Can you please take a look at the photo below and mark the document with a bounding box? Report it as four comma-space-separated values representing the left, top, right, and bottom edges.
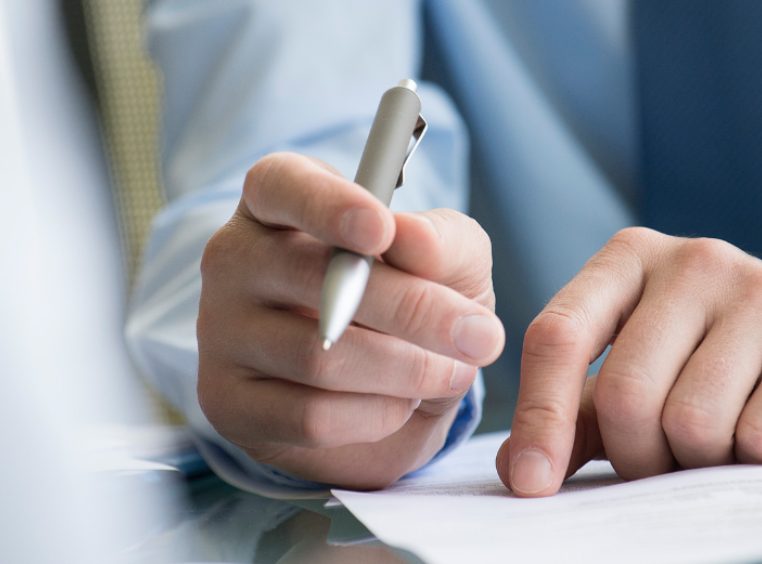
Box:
333, 432, 762, 564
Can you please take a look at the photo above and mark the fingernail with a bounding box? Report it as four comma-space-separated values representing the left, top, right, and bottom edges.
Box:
412, 399, 422, 410
340, 208, 385, 252
450, 361, 476, 392
452, 314, 501, 360
510, 448, 554, 495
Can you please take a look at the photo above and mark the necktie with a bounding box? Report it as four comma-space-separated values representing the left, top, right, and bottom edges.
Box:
75, 0, 179, 421
633, 0, 762, 258
80, 0, 165, 287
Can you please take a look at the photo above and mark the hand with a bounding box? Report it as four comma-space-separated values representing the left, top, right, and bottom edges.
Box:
197, 152, 504, 489
498, 227, 762, 496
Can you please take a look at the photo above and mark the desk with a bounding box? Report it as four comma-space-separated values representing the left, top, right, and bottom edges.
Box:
130, 474, 424, 563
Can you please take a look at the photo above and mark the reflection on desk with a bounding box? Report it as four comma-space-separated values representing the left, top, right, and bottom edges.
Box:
131, 475, 424, 563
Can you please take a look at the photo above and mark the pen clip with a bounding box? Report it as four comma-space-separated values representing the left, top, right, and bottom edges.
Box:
396, 114, 428, 188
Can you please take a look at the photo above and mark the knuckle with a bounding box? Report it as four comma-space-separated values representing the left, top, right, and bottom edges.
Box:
513, 397, 574, 433
460, 262, 495, 308
588, 246, 638, 285
200, 227, 232, 278
608, 226, 658, 254
593, 365, 656, 427
605, 226, 665, 268
376, 399, 411, 440
297, 340, 334, 385
273, 230, 328, 291
396, 283, 436, 337
435, 209, 493, 266
463, 215, 494, 275
428, 210, 494, 303
200, 218, 256, 280
244, 152, 285, 200
292, 176, 317, 230
598, 227, 657, 274
524, 309, 586, 360
460, 276, 495, 311
739, 262, 762, 308
479, 286, 497, 311
661, 398, 726, 451
299, 396, 334, 447
736, 416, 762, 462
408, 348, 434, 397
674, 237, 739, 277
466, 215, 493, 255
687, 356, 734, 394
407, 349, 454, 398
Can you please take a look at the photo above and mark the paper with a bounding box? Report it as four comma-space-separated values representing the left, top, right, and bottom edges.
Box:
333, 432, 762, 564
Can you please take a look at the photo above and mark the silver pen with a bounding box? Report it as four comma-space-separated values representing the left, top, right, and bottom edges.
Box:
319, 79, 427, 350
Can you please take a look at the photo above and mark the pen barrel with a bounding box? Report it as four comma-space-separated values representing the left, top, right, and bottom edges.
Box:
354, 85, 422, 204
319, 251, 372, 345
319, 83, 422, 346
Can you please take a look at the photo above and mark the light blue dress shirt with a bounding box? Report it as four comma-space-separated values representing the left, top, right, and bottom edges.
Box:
127, 0, 635, 496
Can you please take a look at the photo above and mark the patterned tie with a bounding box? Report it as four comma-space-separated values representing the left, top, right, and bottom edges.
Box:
633, 0, 762, 258
72, 0, 180, 422
79, 0, 166, 287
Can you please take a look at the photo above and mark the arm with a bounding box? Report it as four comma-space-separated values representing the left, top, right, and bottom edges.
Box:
127, 0, 496, 495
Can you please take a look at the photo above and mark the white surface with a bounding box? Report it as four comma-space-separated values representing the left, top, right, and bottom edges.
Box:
83, 424, 191, 473
2, 0, 152, 425
334, 432, 762, 564
0, 2, 170, 561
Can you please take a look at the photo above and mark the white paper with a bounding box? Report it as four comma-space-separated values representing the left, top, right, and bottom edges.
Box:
333, 432, 762, 564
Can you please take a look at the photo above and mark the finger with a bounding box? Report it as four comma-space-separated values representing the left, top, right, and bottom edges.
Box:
362, 261, 504, 364
565, 375, 605, 477
197, 371, 417, 450
593, 272, 710, 479
507, 227, 663, 497
383, 210, 495, 306
246, 230, 504, 365
246, 394, 466, 490
497, 376, 603, 489
241, 152, 395, 255
220, 305, 477, 399
736, 378, 762, 463
661, 311, 762, 468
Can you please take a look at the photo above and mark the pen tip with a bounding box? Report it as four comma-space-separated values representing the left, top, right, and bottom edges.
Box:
322, 339, 333, 351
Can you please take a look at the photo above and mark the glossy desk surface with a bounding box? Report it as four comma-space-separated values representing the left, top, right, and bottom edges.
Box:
131, 473, 424, 563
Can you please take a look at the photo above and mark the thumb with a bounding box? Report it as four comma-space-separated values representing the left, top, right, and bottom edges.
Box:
496, 376, 604, 492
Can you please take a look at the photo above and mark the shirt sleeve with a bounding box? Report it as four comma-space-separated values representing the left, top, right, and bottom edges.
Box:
126, 0, 480, 497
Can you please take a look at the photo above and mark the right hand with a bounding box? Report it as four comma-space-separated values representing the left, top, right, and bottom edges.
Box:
197, 152, 504, 489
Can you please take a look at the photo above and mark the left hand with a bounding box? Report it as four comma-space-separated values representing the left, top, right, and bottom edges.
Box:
497, 227, 762, 496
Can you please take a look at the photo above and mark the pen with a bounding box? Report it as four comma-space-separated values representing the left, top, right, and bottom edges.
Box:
319, 79, 427, 350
